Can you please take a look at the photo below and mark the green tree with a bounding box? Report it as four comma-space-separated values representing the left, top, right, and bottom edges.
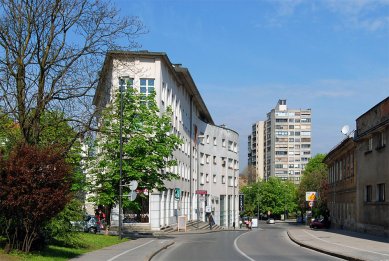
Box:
0, 113, 22, 155
297, 154, 328, 217
87, 88, 182, 222
241, 177, 297, 218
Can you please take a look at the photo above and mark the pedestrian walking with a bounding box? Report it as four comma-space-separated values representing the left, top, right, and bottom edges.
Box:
233, 221, 235, 230
209, 214, 214, 230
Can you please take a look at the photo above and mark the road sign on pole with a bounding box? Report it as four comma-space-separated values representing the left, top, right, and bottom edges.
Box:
129, 180, 138, 191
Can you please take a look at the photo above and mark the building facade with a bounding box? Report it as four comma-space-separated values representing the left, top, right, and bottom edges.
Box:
324, 137, 356, 231
248, 100, 312, 184
247, 121, 265, 182
354, 97, 388, 236
93, 51, 239, 230
324, 96, 388, 237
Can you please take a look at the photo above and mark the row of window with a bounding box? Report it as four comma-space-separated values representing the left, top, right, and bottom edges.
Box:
275, 118, 311, 123
275, 112, 311, 117
200, 135, 238, 153
366, 131, 386, 153
366, 183, 385, 202
199, 153, 239, 169
199, 173, 237, 187
167, 157, 238, 181
275, 131, 311, 136
119, 77, 155, 95
275, 125, 311, 130
328, 151, 354, 184
275, 164, 302, 169
274, 137, 311, 143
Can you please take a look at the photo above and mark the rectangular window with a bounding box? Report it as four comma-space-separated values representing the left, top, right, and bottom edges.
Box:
378, 183, 385, 202
200, 153, 205, 165
200, 173, 204, 185
377, 131, 386, 149
213, 137, 217, 146
222, 139, 226, 147
366, 185, 372, 202
228, 176, 233, 187
222, 175, 225, 184
368, 137, 373, 151
140, 78, 155, 95
228, 141, 233, 151
213, 174, 217, 183
228, 158, 233, 169
119, 77, 134, 89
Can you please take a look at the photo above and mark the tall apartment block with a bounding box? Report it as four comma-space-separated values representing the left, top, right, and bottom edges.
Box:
248, 121, 265, 182
248, 99, 312, 183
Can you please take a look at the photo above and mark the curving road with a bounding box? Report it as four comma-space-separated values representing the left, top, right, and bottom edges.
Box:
152, 222, 343, 261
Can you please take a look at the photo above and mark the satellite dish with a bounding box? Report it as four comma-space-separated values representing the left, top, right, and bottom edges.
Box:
341, 125, 350, 135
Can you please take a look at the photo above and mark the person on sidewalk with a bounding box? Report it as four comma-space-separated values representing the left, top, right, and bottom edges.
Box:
209, 214, 214, 230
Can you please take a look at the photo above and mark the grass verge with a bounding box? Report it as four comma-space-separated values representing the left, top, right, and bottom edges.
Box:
0, 233, 128, 261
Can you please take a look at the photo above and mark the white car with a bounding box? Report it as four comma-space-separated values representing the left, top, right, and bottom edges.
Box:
266, 218, 275, 224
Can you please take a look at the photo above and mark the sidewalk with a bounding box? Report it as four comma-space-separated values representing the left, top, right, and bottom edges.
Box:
70, 237, 174, 261
287, 225, 389, 261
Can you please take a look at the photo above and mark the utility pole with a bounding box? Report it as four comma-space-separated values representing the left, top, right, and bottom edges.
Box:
118, 80, 124, 240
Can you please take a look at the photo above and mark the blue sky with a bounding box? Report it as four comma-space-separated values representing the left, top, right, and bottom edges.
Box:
115, 0, 389, 170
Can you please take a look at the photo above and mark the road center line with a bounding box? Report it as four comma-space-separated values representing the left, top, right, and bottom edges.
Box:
107, 239, 155, 261
234, 232, 255, 261
304, 231, 389, 257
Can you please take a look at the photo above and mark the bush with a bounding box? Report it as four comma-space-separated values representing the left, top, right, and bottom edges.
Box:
44, 199, 85, 248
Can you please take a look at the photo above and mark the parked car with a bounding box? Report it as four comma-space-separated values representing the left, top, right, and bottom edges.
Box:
266, 218, 275, 224
71, 215, 101, 233
309, 218, 330, 229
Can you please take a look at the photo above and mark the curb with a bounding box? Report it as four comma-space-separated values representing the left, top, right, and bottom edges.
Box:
287, 230, 364, 261
146, 241, 175, 261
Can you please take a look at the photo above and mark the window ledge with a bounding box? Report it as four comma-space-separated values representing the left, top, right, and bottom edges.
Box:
364, 150, 372, 155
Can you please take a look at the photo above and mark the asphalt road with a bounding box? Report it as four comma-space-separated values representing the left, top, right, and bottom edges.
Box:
152, 223, 343, 261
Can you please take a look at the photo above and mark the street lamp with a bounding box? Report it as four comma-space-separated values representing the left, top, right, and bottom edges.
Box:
233, 166, 236, 228
196, 134, 204, 229
118, 79, 125, 239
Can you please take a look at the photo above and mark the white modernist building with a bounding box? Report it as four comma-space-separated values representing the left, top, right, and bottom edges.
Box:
93, 51, 239, 230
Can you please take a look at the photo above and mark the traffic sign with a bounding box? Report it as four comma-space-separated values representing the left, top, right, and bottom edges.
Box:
129, 180, 138, 191
174, 188, 181, 200
128, 191, 137, 201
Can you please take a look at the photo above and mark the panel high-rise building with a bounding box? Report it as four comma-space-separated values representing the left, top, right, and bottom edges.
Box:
248, 121, 265, 182
248, 99, 312, 184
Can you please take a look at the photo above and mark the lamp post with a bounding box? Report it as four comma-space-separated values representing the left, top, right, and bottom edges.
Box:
118, 79, 124, 239
233, 166, 236, 228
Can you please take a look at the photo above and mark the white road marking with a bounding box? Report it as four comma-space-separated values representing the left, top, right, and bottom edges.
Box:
234, 232, 255, 261
106, 239, 155, 261
304, 230, 389, 257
